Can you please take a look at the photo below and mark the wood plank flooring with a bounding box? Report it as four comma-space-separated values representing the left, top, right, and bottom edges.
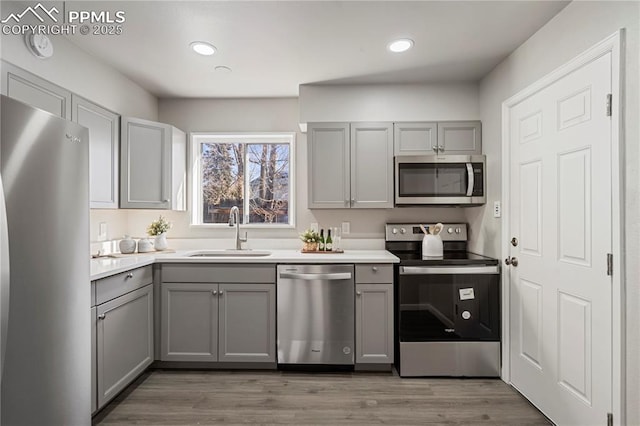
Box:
94, 369, 550, 425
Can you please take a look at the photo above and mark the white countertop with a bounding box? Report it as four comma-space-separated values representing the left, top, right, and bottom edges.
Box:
91, 249, 399, 281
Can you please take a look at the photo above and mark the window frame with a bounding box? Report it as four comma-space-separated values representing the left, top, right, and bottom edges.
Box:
189, 132, 296, 228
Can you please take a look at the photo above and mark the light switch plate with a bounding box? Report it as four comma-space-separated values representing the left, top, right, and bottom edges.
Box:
341, 222, 350, 234
310, 222, 318, 232
98, 222, 108, 241
493, 201, 501, 218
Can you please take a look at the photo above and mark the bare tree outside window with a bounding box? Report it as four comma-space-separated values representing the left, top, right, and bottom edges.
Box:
195, 136, 292, 225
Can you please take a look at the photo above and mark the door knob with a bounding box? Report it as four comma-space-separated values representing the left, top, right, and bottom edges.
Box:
511, 237, 518, 247
504, 256, 519, 267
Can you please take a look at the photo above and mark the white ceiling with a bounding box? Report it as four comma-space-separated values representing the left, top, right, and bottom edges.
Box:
65, 1, 570, 98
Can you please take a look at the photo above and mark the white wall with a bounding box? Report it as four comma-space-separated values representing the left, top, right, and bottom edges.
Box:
466, 1, 639, 423
142, 97, 467, 243
299, 83, 479, 124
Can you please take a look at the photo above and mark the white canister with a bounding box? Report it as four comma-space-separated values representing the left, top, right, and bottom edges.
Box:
119, 235, 136, 254
422, 234, 443, 259
137, 238, 154, 253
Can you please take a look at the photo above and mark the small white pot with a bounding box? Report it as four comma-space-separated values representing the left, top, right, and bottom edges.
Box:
118, 235, 136, 254
137, 238, 154, 253
154, 233, 168, 251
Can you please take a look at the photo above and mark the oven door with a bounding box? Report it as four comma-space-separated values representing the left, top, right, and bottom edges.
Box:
394, 155, 485, 205
398, 265, 500, 342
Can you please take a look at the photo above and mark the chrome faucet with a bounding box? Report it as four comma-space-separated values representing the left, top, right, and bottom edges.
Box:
228, 206, 247, 250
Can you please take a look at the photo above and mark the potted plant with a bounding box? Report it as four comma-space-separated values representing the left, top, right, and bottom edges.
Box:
299, 229, 320, 252
147, 215, 172, 251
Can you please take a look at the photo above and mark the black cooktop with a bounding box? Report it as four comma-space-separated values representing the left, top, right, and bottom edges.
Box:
389, 251, 500, 266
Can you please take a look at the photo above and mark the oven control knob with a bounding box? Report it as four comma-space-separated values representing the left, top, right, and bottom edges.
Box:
462, 311, 471, 320
455, 227, 461, 234
400, 228, 406, 234
447, 227, 453, 234
392, 228, 397, 234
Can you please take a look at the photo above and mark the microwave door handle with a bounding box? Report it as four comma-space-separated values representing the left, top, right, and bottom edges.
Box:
466, 163, 474, 197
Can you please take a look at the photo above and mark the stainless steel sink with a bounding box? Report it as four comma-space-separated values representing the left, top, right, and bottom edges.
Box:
187, 250, 272, 257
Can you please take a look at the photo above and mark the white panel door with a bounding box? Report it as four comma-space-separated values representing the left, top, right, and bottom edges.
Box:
508, 52, 612, 425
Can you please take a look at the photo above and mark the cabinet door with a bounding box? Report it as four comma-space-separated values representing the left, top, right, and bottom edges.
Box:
161, 283, 218, 362
394, 122, 438, 155
91, 306, 97, 414
437, 121, 482, 155
218, 283, 275, 362
120, 117, 172, 209
97, 285, 153, 409
355, 283, 394, 364
307, 122, 350, 208
72, 95, 120, 209
1, 61, 71, 119
351, 122, 394, 208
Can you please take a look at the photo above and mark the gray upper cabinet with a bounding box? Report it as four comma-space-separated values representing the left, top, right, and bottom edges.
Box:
120, 117, 186, 210
218, 283, 276, 363
393, 122, 438, 155
308, 122, 393, 209
350, 123, 393, 208
161, 283, 218, 362
307, 123, 350, 208
437, 121, 482, 155
1, 61, 71, 119
96, 284, 153, 409
72, 96, 120, 209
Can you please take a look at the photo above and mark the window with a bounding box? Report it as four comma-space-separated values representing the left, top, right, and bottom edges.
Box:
191, 133, 294, 226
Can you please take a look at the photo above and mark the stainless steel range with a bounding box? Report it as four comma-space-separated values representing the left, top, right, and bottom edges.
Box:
385, 223, 501, 377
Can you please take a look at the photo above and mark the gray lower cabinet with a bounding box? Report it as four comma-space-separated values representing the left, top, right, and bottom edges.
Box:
1, 60, 71, 119
160, 281, 276, 363
90, 306, 97, 414
72, 95, 120, 209
96, 284, 154, 409
308, 122, 393, 209
355, 264, 394, 364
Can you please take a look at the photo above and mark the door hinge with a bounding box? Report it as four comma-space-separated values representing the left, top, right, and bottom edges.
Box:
606, 94, 612, 117
607, 253, 613, 276
607, 412, 613, 426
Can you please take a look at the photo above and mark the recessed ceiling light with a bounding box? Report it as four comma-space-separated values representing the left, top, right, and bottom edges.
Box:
215, 66, 232, 73
190, 41, 216, 56
388, 39, 414, 53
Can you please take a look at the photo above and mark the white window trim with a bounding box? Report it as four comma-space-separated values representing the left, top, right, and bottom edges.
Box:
189, 132, 296, 229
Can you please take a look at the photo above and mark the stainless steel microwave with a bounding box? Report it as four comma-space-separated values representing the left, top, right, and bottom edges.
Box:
394, 155, 486, 206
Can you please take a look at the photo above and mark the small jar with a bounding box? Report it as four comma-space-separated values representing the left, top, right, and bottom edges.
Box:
137, 238, 154, 253
119, 235, 136, 254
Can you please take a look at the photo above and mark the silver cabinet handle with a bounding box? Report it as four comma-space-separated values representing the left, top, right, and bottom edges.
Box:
438, 145, 444, 152
126, 273, 133, 279
98, 314, 106, 320
212, 290, 217, 295
219, 290, 223, 295
356, 291, 362, 296
432, 146, 438, 152
163, 199, 170, 203
372, 266, 378, 272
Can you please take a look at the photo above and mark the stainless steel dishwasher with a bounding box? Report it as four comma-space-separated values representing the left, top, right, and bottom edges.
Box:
277, 264, 354, 365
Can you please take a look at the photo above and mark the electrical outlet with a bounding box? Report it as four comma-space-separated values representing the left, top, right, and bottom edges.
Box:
98, 222, 108, 241
341, 222, 350, 234
310, 222, 319, 232
493, 201, 501, 218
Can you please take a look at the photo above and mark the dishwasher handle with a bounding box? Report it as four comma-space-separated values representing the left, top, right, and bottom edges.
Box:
279, 272, 352, 281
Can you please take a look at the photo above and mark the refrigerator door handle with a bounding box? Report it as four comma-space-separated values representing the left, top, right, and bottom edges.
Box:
0, 173, 10, 379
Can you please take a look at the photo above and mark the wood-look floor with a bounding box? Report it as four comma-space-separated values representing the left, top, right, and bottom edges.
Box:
94, 369, 550, 425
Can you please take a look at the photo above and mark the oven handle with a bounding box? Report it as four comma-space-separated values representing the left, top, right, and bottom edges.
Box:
400, 266, 499, 275
466, 163, 474, 197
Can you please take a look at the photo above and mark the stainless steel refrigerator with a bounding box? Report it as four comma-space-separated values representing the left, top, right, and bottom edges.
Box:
0, 95, 90, 424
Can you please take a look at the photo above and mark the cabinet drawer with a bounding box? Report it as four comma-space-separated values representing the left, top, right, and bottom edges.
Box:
96, 265, 153, 305
161, 264, 275, 283
355, 264, 393, 283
